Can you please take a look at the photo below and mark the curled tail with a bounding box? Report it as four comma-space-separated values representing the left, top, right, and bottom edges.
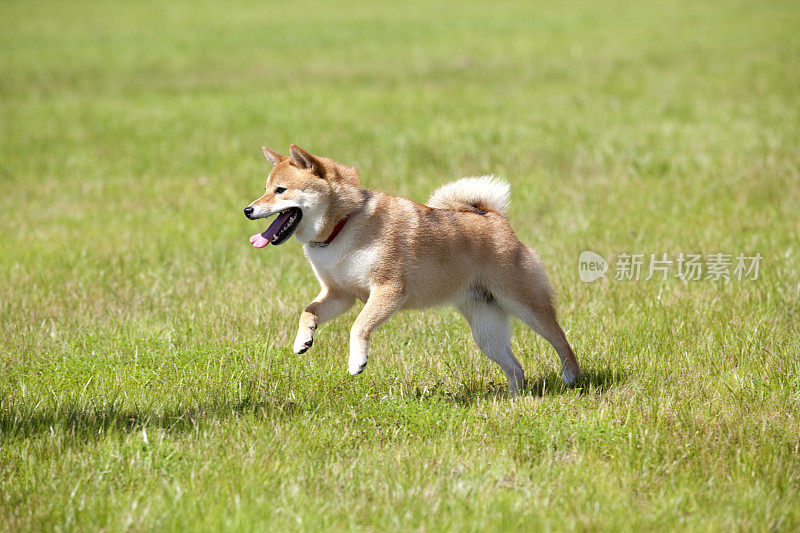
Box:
426, 175, 510, 218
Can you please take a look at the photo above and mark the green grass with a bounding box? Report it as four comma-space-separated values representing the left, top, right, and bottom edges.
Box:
2, 0, 799, 530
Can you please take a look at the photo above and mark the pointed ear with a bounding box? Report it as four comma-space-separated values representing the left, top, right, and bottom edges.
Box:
289, 144, 320, 174
262, 147, 287, 166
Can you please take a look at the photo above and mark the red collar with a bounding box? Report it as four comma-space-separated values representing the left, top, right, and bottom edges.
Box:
314, 215, 351, 247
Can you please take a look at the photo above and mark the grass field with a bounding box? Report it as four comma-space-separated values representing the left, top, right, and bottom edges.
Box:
2, 0, 800, 530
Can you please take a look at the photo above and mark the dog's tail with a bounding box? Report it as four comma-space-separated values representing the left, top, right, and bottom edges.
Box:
426, 176, 510, 218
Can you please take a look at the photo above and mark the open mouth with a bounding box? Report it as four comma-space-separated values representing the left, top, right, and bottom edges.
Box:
249, 207, 302, 248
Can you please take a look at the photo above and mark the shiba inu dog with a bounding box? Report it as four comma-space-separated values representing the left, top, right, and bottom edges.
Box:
244, 145, 579, 395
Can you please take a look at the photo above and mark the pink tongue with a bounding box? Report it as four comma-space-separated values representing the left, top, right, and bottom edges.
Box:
250, 233, 270, 248
249, 210, 293, 249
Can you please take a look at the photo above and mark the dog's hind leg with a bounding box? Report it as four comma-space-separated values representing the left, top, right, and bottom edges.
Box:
504, 296, 579, 386
515, 301, 579, 386
294, 286, 355, 354
458, 300, 525, 395
494, 253, 580, 386
348, 285, 405, 375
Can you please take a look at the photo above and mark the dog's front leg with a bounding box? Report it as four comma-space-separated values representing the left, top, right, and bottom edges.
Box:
294, 288, 354, 354
348, 285, 405, 375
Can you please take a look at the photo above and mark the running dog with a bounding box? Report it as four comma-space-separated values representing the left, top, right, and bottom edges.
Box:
244, 145, 579, 394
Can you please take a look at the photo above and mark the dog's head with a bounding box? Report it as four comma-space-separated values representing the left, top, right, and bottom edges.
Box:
244, 144, 360, 246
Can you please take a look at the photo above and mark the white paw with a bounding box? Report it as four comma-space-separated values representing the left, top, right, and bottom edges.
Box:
293, 332, 313, 354
562, 365, 579, 387
348, 355, 368, 376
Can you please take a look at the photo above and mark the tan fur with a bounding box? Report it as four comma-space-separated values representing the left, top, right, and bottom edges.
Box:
427, 175, 510, 217
246, 145, 580, 395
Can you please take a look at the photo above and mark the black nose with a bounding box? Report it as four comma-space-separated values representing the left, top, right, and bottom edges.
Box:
243, 206, 254, 219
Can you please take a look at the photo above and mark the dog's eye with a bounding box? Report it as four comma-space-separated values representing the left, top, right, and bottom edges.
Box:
274, 187, 287, 194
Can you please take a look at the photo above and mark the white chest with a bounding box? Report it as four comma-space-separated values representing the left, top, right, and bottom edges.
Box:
305, 241, 377, 296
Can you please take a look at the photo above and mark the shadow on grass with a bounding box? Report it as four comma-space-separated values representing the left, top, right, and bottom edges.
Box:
439, 365, 627, 404
526, 366, 626, 397
0, 368, 626, 439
